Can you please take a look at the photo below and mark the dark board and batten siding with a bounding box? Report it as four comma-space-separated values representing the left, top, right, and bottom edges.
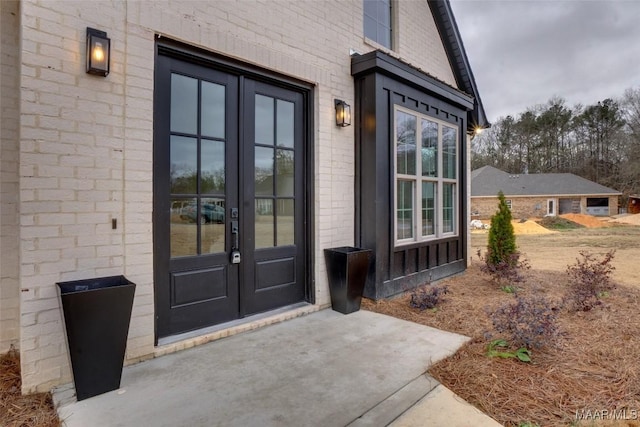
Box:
352, 50, 472, 300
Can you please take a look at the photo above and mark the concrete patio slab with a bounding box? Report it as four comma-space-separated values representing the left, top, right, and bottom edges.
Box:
56, 309, 490, 427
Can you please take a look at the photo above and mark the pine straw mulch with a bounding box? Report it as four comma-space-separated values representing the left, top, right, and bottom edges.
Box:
362, 262, 640, 427
0, 348, 61, 427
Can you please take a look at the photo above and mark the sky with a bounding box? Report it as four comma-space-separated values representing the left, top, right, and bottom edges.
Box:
449, 0, 640, 123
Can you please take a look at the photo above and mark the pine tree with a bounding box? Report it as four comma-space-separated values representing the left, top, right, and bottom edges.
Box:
487, 191, 516, 266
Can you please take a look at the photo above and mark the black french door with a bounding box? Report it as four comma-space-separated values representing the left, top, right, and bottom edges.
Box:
154, 53, 307, 340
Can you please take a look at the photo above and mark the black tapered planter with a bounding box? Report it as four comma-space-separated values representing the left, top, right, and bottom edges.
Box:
57, 275, 135, 401
324, 247, 372, 314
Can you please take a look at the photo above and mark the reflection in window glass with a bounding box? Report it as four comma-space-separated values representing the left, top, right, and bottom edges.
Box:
201, 140, 225, 194
170, 74, 198, 134
276, 149, 294, 197
255, 147, 274, 196
201, 198, 225, 254
276, 100, 294, 148
170, 197, 198, 257
277, 199, 294, 246
201, 82, 225, 139
443, 126, 457, 179
363, 0, 392, 49
396, 111, 416, 175
443, 183, 455, 233
170, 136, 197, 194
255, 94, 274, 145
421, 119, 438, 177
422, 182, 435, 236
397, 180, 413, 240
255, 199, 274, 248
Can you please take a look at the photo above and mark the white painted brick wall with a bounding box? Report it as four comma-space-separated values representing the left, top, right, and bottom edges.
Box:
15, 0, 460, 392
0, 0, 21, 354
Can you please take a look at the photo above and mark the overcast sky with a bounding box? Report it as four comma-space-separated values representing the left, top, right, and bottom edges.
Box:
449, 0, 640, 123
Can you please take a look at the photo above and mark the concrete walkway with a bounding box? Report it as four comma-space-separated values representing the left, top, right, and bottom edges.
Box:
56, 309, 501, 427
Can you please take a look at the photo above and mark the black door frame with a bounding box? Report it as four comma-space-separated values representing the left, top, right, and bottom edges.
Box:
153, 38, 315, 344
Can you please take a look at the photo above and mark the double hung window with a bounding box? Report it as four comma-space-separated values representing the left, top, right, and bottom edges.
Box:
395, 107, 458, 245
364, 0, 392, 49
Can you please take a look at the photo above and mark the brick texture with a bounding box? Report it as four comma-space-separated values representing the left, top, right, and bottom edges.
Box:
12, 0, 459, 393
1, 0, 21, 354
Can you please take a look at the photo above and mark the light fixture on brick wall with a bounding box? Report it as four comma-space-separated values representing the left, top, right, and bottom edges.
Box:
86, 27, 110, 77
335, 99, 351, 127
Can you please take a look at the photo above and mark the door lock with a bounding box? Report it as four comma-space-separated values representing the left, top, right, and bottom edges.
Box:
230, 219, 241, 264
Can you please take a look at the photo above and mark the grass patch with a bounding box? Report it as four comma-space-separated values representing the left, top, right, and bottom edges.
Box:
537, 216, 584, 230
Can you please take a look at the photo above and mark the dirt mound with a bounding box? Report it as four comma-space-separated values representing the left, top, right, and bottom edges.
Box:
611, 213, 640, 226
559, 213, 606, 228
512, 220, 556, 235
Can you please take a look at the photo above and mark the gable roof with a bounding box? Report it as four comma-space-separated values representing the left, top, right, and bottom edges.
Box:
471, 166, 622, 197
428, 0, 490, 131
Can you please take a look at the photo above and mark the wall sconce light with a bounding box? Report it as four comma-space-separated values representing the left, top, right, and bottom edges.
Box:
86, 27, 110, 77
335, 99, 351, 127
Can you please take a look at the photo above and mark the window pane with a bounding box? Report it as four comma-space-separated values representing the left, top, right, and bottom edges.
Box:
276, 100, 294, 148
255, 94, 274, 145
255, 199, 274, 248
364, 15, 377, 40
421, 119, 438, 177
201, 139, 225, 194
276, 149, 294, 197
396, 111, 416, 175
201, 198, 225, 254
201, 81, 225, 139
171, 197, 197, 257
276, 199, 294, 246
378, 0, 391, 25
170, 136, 197, 194
255, 147, 274, 196
170, 74, 197, 134
377, 23, 391, 48
396, 180, 414, 240
422, 182, 436, 236
443, 126, 457, 179
443, 183, 455, 233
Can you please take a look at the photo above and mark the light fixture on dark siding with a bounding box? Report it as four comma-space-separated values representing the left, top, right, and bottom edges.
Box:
86, 27, 110, 77
335, 99, 351, 127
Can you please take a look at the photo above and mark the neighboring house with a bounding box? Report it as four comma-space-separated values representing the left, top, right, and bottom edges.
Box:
0, 0, 488, 394
471, 166, 621, 218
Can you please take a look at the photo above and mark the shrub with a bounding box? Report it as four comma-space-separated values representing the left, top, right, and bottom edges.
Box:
486, 191, 517, 266
409, 285, 449, 311
491, 294, 560, 350
479, 251, 531, 286
566, 250, 616, 311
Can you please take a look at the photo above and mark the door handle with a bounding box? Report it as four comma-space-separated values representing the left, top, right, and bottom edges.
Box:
231, 220, 241, 264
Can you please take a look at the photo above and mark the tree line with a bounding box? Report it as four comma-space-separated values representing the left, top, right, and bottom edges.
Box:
472, 88, 640, 200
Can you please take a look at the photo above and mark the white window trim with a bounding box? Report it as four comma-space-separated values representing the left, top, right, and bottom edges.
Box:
393, 105, 459, 247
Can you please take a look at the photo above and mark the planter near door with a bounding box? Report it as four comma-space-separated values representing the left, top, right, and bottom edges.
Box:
324, 247, 372, 314
57, 276, 136, 401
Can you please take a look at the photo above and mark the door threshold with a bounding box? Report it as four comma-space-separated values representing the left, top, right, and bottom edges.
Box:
155, 302, 319, 353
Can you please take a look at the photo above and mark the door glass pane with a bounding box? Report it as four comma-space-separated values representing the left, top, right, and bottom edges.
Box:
255, 147, 274, 196
396, 111, 416, 175
443, 183, 455, 233
201, 198, 226, 254
170, 74, 197, 134
422, 181, 435, 236
442, 126, 457, 179
396, 180, 414, 240
276, 100, 294, 148
170, 197, 198, 257
255, 94, 274, 145
201, 139, 225, 194
277, 199, 294, 246
170, 136, 197, 194
421, 119, 438, 177
276, 149, 294, 197
201, 81, 225, 139
255, 199, 274, 248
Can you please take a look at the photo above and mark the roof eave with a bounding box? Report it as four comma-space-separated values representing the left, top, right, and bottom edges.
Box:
428, 0, 491, 133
